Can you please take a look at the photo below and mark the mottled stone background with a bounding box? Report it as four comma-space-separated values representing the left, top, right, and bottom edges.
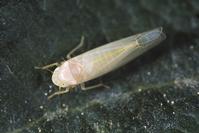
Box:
0, 0, 199, 133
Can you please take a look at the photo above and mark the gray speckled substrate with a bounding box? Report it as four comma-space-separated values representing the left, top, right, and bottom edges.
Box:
0, 0, 199, 133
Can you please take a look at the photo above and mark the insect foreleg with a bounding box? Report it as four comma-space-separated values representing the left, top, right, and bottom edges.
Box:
80, 83, 110, 91
66, 36, 85, 59
34, 62, 59, 71
48, 88, 69, 100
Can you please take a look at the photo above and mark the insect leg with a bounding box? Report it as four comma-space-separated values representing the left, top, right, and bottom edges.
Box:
48, 88, 69, 100
80, 83, 110, 91
34, 62, 59, 73
66, 36, 85, 59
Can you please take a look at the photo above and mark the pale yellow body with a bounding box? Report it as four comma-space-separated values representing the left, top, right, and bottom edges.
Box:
69, 36, 142, 83
52, 27, 166, 87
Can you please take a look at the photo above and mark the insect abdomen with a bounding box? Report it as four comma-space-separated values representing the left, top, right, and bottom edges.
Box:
77, 43, 137, 82
70, 27, 166, 84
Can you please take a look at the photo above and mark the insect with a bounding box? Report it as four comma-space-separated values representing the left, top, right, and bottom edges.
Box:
35, 27, 166, 99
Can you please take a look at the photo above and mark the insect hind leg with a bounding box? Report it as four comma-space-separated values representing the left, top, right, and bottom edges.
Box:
80, 83, 110, 91
66, 36, 85, 59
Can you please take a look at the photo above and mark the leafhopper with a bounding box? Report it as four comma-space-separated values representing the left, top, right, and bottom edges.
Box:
35, 27, 166, 99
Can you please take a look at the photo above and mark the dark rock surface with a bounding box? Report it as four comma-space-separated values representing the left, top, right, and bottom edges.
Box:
0, 0, 199, 132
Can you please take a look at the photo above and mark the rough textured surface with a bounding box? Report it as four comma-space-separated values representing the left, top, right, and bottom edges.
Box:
0, 0, 199, 133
